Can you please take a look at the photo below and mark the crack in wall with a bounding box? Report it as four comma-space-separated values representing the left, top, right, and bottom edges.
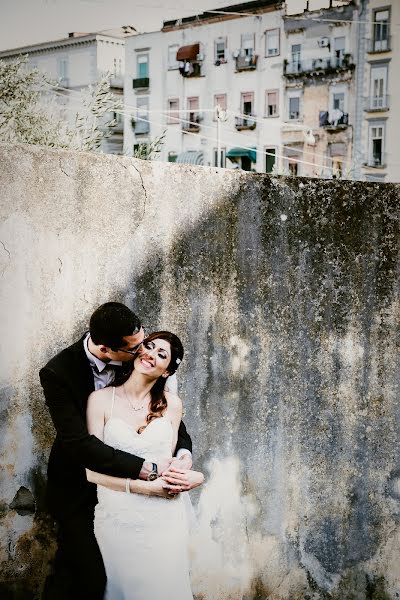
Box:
0, 241, 11, 260
57, 258, 62, 274
59, 158, 71, 178
130, 163, 148, 221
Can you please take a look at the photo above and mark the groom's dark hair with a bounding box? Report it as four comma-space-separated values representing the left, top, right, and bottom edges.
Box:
90, 302, 141, 348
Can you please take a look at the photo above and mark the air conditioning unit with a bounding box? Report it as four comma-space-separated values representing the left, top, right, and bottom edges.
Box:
233, 49, 240, 58
318, 37, 330, 48
196, 53, 204, 61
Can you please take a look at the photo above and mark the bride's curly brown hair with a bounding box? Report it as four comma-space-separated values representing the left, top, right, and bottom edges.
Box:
116, 331, 184, 433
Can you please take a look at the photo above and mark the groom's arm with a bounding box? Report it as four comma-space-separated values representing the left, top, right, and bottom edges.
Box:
165, 374, 193, 466
40, 365, 146, 479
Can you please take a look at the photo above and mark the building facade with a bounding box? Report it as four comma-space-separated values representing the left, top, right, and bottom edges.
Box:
282, 2, 357, 178
359, 0, 399, 182
0, 29, 134, 154
124, 0, 285, 172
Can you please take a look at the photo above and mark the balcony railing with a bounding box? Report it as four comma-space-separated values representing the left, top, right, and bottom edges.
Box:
132, 118, 150, 135
132, 77, 150, 89
365, 153, 386, 168
368, 36, 391, 53
179, 62, 202, 78
319, 111, 349, 130
181, 113, 202, 133
235, 115, 256, 130
110, 75, 124, 89
364, 95, 390, 111
235, 54, 258, 71
284, 55, 354, 76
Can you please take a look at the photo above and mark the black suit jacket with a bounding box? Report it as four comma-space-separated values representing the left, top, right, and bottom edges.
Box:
39, 334, 192, 520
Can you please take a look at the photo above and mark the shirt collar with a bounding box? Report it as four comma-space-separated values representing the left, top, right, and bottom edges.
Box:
83, 332, 123, 372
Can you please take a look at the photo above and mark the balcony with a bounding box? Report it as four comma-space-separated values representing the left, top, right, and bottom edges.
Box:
364, 95, 390, 112
178, 62, 202, 78
319, 110, 349, 131
110, 75, 124, 89
364, 153, 386, 169
131, 118, 150, 135
235, 115, 256, 131
235, 54, 258, 72
284, 55, 354, 78
368, 36, 391, 53
132, 77, 150, 90
181, 113, 202, 133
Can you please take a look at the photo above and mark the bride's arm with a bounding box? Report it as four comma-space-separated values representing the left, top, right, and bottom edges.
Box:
86, 390, 179, 497
85, 469, 179, 497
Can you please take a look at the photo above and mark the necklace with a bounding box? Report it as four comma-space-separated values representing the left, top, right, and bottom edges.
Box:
123, 383, 148, 412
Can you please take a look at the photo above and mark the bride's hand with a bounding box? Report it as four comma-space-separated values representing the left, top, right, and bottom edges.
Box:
161, 468, 204, 491
146, 477, 182, 499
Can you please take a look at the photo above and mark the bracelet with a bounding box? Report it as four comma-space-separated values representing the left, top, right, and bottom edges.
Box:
125, 478, 131, 494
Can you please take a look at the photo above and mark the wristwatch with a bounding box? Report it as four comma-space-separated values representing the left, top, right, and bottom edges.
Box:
147, 463, 158, 481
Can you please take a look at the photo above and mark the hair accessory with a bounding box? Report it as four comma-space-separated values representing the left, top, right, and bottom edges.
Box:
176, 358, 181, 365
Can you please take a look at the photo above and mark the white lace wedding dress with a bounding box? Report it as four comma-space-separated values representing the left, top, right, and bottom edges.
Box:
94, 388, 193, 600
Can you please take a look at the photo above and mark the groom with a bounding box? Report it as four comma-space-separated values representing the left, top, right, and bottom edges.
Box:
40, 302, 193, 600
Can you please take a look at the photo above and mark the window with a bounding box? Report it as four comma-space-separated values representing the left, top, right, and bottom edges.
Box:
288, 160, 299, 175
288, 95, 300, 120
291, 44, 301, 69
333, 92, 345, 111
241, 92, 254, 115
214, 148, 226, 168
168, 45, 179, 69
167, 99, 179, 124
214, 94, 227, 120
265, 148, 276, 173
58, 57, 68, 81
214, 94, 227, 111
215, 38, 227, 62
187, 96, 199, 123
265, 29, 280, 56
137, 54, 149, 78
370, 65, 388, 108
333, 37, 345, 65
241, 33, 255, 57
369, 123, 385, 166
168, 152, 178, 162
373, 9, 390, 51
135, 96, 150, 134
266, 90, 278, 117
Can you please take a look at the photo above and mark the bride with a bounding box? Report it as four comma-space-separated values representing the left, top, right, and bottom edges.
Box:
86, 331, 204, 600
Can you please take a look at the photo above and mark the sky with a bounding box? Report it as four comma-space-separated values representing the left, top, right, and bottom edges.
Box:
0, 0, 313, 52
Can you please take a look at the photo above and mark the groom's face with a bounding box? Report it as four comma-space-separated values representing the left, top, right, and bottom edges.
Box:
103, 328, 146, 362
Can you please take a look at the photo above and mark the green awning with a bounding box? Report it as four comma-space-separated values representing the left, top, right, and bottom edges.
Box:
226, 147, 257, 163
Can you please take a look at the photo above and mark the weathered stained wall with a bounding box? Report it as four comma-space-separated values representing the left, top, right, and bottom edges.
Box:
0, 143, 399, 599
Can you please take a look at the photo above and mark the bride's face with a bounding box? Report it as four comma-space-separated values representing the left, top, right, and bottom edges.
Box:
133, 338, 172, 379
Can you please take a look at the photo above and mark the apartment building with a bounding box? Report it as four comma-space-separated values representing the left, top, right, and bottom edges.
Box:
0, 28, 135, 154
359, 0, 399, 182
124, 0, 285, 172
282, 2, 357, 178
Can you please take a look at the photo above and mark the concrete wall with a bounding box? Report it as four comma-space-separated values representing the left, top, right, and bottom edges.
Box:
0, 143, 399, 599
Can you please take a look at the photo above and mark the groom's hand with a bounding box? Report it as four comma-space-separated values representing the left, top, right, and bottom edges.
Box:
169, 453, 193, 471
162, 467, 204, 491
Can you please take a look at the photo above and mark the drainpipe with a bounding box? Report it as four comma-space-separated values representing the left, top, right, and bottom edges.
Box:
353, 0, 368, 180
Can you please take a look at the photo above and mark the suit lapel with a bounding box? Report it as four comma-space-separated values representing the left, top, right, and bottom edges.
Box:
70, 334, 95, 405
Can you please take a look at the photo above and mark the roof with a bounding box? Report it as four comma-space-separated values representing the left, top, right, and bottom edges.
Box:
0, 32, 125, 59
163, 0, 283, 31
